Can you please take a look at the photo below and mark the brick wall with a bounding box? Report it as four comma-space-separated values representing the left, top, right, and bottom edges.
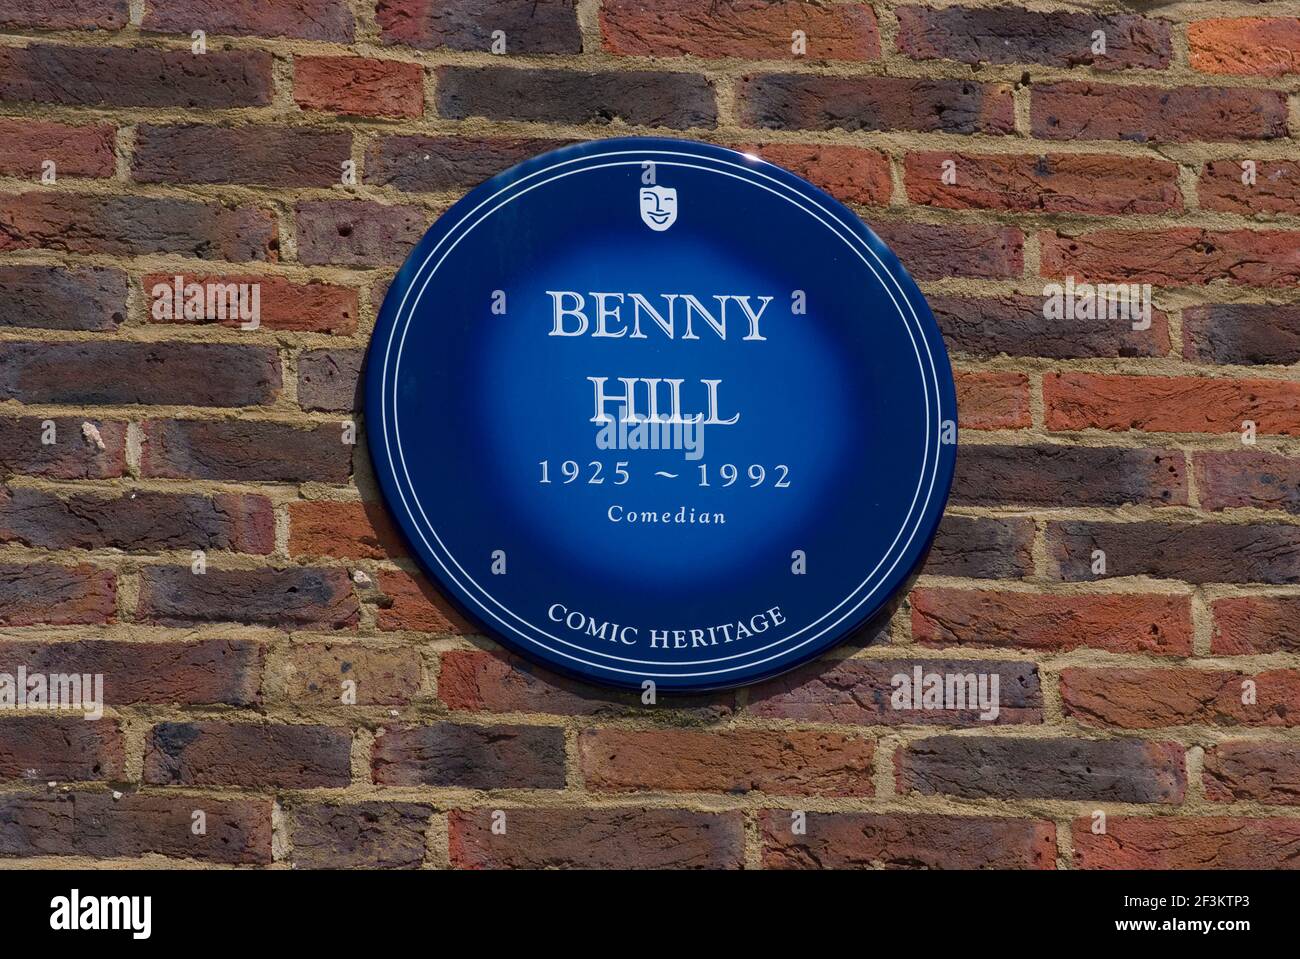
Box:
0, 0, 1297, 869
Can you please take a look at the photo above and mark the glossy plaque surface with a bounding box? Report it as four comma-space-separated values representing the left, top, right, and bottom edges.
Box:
367, 137, 957, 691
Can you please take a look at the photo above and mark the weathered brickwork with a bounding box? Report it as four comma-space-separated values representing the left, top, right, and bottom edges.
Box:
0, 0, 1297, 870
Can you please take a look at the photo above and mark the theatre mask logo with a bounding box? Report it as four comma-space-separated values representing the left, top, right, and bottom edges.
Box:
367, 138, 957, 692
639, 184, 677, 231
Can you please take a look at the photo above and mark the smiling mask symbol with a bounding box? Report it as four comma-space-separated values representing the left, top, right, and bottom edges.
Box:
639, 185, 677, 231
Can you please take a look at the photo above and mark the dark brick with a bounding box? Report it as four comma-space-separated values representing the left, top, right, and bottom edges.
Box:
0, 342, 280, 407
133, 125, 352, 187
0, 718, 124, 782
871, 223, 1023, 280
738, 74, 1014, 135
0, 418, 126, 479
930, 293, 1169, 359
953, 445, 1186, 507
290, 802, 430, 868
0, 564, 115, 626
1183, 304, 1300, 365
0, 45, 273, 108
746, 657, 1042, 725
0, 266, 126, 332
372, 722, 566, 789
450, 807, 744, 869
298, 349, 363, 413
378, 0, 580, 53
897, 7, 1171, 70
1196, 450, 1299, 514
923, 515, 1035, 579
1046, 520, 1300, 584
0, 638, 261, 706
0, 0, 127, 30
145, 721, 352, 788
1031, 81, 1289, 143
136, 566, 359, 629
365, 135, 567, 192
295, 200, 428, 267
0, 193, 277, 261
0, 488, 274, 553
898, 736, 1185, 802
438, 66, 717, 129
761, 811, 1056, 869
1204, 742, 1300, 803
143, 0, 354, 41
0, 791, 272, 863
140, 420, 354, 484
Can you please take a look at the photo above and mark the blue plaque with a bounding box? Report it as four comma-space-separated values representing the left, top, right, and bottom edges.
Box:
367, 137, 957, 691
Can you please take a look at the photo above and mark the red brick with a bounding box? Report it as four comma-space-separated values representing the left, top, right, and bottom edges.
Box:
761, 811, 1056, 869
1040, 228, 1300, 287
746, 657, 1042, 724
579, 728, 874, 796
438, 66, 716, 129
133, 125, 351, 188
290, 802, 430, 868
898, 736, 1185, 803
1031, 82, 1288, 143
602, 0, 879, 60
0, 719, 124, 782
145, 721, 351, 788
373, 722, 565, 788
0, 119, 114, 179
0, 791, 272, 864
1074, 817, 1300, 869
0, 266, 126, 332
952, 445, 1187, 507
375, 569, 472, 634
0, 0, 126, 30
284, 643, 422, 706
379, 0, 580, 53
0, 193, 277, 261
295, 200, 428, 267
912, 588, 1193, 655
294, 57, 422, 119
288, 501, 405, 560
874, 224, 1023, 280
137, 566, 359, 630
1200, 159, 1300, 215
1212, 596, 1300, 654
0, 564, 115, 626
739, 74, 1014, 135
143, 0, 354, 41
905, 152, 1180, 214
140, 420, 354, 484
438, 649, 734, 718
0, 489, 273, 554
1196, 450, 1299, 514
897, 7, 1171, 70
955, 371, 1031, 430
1189, 18, 1300, 76
0, 45, 273, 108
144, 274, 356, 335
0, 417, 126, 479
1062, 667, 1300, 728
931, 293, 1170, 359
1184, 304, 1300, 365
0, 638, 261, 706
0, 341, 280, 407
1045, 372, 1300, 434
1204, 742, 1300, 804
450, 807, 744, 869
742, 143, 891, 206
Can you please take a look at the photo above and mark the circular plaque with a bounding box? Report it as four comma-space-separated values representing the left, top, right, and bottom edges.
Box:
367, 137, 957, 691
